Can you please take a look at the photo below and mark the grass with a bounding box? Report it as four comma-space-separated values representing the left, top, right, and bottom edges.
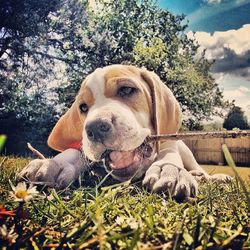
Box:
202, 165, 250, 181
0, 156, 249, 249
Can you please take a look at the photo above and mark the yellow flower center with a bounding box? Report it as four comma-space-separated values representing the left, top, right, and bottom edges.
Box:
15, 190, 28, 199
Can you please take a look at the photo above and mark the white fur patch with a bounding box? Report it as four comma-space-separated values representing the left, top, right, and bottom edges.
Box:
86, 67, 107, 106
82, 66, 151, 161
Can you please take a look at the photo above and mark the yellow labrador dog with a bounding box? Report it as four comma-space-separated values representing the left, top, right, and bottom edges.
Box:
19, 65, 228, 199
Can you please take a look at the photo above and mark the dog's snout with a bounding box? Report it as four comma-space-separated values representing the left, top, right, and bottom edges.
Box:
85, 120, 112, 142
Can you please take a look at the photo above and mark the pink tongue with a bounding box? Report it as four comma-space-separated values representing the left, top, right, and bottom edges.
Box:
109, 151, 140, 169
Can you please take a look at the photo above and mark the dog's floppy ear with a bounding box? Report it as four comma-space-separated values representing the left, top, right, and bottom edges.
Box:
141, 69, 182, 136
47, 101, 83, 152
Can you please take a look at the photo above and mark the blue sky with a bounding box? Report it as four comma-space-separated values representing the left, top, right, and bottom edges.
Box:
158, 0, 250, 120
159, 0, 250, 32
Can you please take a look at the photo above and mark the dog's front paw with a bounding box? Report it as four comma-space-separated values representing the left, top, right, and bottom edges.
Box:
190, 170, 232, 182
142, 164, 198, 200
210, 173, 232, 182
17, 159, 78, 189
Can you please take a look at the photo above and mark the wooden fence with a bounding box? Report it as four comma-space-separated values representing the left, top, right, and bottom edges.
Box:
184, 137, 250, 166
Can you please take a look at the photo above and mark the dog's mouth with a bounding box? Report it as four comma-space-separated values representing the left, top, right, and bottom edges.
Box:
101, 142, 153, 179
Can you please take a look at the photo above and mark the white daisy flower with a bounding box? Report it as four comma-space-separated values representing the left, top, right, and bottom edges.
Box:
9, 181, 39, 202
0, 224, 18, 244
115, 215, 141, 229
115, 215, 126, 225
127, 218, 139, 230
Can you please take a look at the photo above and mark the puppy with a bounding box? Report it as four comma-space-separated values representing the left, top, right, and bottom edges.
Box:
19, 65, 229, 199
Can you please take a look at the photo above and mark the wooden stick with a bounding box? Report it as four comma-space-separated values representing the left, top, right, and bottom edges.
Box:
148, 130, 250, 142
27, 143, 46, 159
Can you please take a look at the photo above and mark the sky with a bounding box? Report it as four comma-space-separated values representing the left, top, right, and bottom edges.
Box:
159, 0, 250, 120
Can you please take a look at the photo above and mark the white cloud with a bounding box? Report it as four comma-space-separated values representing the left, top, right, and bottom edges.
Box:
188, 24, 250, 58
204, 0, 221, 4
242, 101, 250, 120
224, 90, 242, 98
213, 73, 226, 83
222, 84, 250, 118
238, 86, 250, 93
223, 87, 250, 120
187, 24, 250, 80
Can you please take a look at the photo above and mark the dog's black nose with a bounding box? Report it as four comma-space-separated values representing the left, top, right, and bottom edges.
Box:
85, 120, 112, 142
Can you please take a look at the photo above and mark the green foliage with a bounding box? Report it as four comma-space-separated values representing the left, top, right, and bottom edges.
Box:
0, 135, 6, 152
203, 122, 223, 131
52, 0, 229, 120
0, 0, 60, 70
223, 106, 249, 130
133, 37, 168, 68
0, 0, 61, 155
0, 66, 58, 155
0, 157, 249, 249
0, 0, 231, 155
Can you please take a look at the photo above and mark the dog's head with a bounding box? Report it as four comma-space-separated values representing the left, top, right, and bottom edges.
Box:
47, 65, 182, 181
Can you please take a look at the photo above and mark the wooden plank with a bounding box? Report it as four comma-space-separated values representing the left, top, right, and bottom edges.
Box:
184, 137, 250, 166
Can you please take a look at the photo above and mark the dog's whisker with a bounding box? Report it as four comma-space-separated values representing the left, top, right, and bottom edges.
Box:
102, 159, 113, 175
80, 150, 95, 170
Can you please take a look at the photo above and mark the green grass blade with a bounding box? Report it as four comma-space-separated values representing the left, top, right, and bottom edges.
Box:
222, 144, 250, 212
0, 135, 7, 152
51, 189, 78, 218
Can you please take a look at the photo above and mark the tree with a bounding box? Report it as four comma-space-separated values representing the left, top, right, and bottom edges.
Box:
0, 0, 61, 69
223, 106, 249, 130
1, 0, 231, 155
0, 0, 61, 155
51, 0, 229, 124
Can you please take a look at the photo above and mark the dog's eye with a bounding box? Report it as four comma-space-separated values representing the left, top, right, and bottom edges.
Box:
79, 103, 88, 113
117, 86, 137, 98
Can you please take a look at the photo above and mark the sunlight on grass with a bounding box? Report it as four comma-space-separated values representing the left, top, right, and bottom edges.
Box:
0, 156, 249, 249
0, 135, 6, 152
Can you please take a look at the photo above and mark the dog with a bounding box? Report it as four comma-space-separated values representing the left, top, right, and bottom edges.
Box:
18, 65, 229, 199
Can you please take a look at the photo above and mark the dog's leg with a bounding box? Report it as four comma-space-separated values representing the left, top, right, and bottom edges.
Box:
177, 141, 209, 181
143, 141, 198, 200
18, 149, 87, 188
178, 141, 232, 182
